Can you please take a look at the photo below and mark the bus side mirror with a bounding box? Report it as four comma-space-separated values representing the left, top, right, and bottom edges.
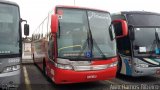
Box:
24, 24, 29, 36
112, 19, 128, 38
51, 14, 58, 33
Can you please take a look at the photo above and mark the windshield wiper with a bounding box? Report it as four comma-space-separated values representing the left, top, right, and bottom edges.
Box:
77, 11, 107, 59
76, 11, 93, 59
77, 30, 93, 59
92, 38, 107, 59
77, 35, 107, 59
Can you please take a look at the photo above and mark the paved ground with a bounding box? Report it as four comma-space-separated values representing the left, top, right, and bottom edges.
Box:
15, 63, 160, 90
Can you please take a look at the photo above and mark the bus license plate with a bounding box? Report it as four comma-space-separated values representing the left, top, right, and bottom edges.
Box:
87, 75, 97, 79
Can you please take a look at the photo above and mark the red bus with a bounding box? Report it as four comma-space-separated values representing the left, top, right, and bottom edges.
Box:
31, 5, 128, 84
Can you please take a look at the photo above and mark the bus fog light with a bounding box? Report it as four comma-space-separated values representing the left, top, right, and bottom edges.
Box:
3, 65, 20, 73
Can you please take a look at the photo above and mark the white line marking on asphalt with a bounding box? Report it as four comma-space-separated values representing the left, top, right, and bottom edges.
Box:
23, 66, 32, 90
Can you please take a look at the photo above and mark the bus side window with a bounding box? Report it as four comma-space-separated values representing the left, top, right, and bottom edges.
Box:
48, 35, 54, 60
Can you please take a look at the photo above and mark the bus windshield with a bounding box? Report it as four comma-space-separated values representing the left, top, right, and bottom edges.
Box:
57, 8, 116, 59
0, 4, 20, 55
133, 28, 160, 56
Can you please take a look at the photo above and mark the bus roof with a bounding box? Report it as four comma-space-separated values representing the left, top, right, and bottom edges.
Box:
0, 0, 19, 6
55, 5, 109, 13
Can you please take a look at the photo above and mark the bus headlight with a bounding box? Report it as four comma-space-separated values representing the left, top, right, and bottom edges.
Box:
108, 61, 118, 68
56, 64, 73, 70
136, 64, 148, 68
3, 65, 20, 73
56, 58, 73, 70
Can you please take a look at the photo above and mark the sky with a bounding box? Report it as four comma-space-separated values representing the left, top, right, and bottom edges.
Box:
8, 0, 160, 37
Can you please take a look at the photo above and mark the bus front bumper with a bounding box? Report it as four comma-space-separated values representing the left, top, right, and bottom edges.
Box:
53, 67, 117, 84
133, 67, 160, 76
0, 69, 21, 88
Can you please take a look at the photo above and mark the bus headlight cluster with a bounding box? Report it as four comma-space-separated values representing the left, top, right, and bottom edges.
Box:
56, 58, 73, 70
3, 65, 20, 73
136, 64, 148, 68
108, 61, 118, 68
56, 64, 73, 70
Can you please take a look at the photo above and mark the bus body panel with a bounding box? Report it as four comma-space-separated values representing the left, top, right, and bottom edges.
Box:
119, 44, 160, 77
32, 39, 46, 70
54, 67, 117, 84
133, 66, 160, 76
44, 58, 117, 84
0, 57, 21, 87
119, 55, 132, 76
132, 57, 160, 76
0, 69, 20, 86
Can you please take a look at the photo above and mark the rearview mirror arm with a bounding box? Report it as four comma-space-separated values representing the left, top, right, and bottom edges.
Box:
20, 18, 28, 24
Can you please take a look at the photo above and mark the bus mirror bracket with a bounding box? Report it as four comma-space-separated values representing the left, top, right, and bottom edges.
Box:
109, 24, 115, 41
129, 26, 135, 41
51, 14, 58, 33
112, 19, 128, 39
